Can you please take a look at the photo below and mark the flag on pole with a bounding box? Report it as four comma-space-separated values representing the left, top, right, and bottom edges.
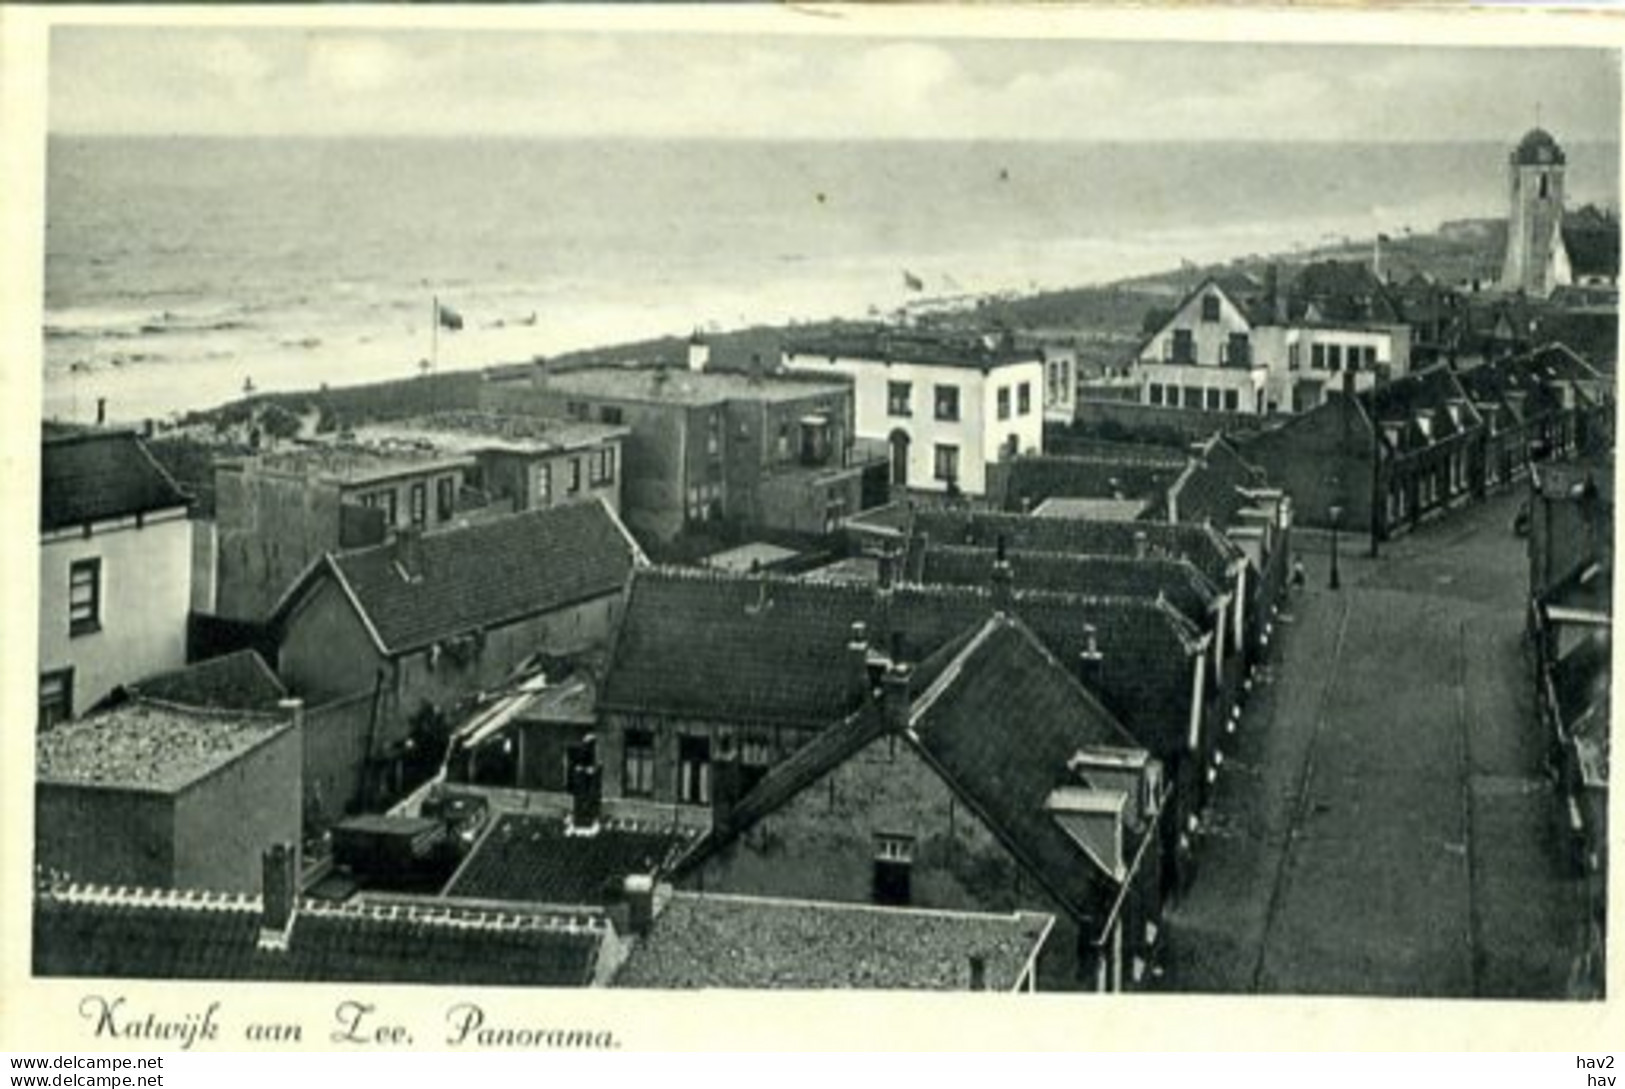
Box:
437, 303, 464, 331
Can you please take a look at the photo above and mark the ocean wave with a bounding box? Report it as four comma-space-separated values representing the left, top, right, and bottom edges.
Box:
45, 306, 255, 341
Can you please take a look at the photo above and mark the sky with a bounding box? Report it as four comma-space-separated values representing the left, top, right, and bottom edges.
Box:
49, 27, 1621, 144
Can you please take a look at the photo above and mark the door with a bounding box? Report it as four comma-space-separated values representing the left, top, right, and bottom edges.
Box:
888, 429, 911, 488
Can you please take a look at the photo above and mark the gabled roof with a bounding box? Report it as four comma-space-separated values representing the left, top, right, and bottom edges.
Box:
443, 813, 696, 906
600, 567, 1204, 749
127, 650, 287, 712
615, 892, 1053, 990
919, 545, 1222, 628
41, 429, 191, 532
679, 614, 1153, 936
277, 500, 640, 657
1286, 260, 1405, 325
907, 509, 1243, 588
1361, 365, 1482, 453
33, 881, 604, 986
1168, 435, 1267, 529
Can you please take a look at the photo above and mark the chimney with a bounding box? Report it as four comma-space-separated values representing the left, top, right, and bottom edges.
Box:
567, 739, 602, 833
991, 535, 1014, 609
712, 747, 743, 832
969, 953, 988, 992
623, 874, 655, 937
687, 331, 710, 374
1078, 624, 1104, 691
848, 621, 874, 700
881, 631, 913, 731
1133, 531, 1149, 560
392, 524, 424, 581
258, 842, 300, 950
877, 547, 896, 591
1265, 264, 1285, 325
95, 397, 107, 426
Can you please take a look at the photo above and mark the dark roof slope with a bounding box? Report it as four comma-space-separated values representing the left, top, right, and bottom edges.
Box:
444, 813, 695, 905
920, 545, 1221, 628
128, 650, 287, 711
908, 509, 1241, 587
323, 500, 638, 655
1169, 436, 1266, 529
1287, 260, 1404, 325
41, 430, 191, 532
33, 883, 603, 986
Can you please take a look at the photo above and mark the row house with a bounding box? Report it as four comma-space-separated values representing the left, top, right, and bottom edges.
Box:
40, 426, 193, 724
596, 564, 1208, 901
1134, 263, 1413, 418
781, 326, 1046, 497
1525, 460, 1611, 919
670, 613, 1165, 992
269, 501, 643, 816
483, 348, 879, 543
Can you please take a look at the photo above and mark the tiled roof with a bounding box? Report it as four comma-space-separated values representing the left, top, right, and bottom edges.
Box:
1169, 436, 1266, 529
784, 325, 1040, 370
41, 430, 191, 532
128, 650, 287, 712
33, 883, 603, 986
605, 568, 1202, 759
37, 701, 291, 793
1286, 261, 1405, 325
315, 501, 638, 656
444, 813, 696, 905
919, 545, 1221, 628
906, 509, 1242, 588
911, 616, 1147, 919
1362, 365, 1482, 452
615, 892, 1053, 990
996, 456, 1184, 516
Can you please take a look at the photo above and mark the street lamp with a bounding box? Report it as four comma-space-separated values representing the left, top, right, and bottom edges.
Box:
1328, 504, 1344, 590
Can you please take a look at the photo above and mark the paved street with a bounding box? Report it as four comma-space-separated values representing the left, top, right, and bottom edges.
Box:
1163, 489, 1594, 997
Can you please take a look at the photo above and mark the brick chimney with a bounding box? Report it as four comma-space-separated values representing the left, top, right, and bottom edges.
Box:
991, 535, 1014, 609
1133, 531, 1149, 561
1078, 624, 1104, 691
258, 842, 300, 951
881, 631, 914, 731
566, 739, 602, 834
848, 620, 874, 701
623, 874, 655, 937
712, 747, 743, 833
687, 331, 710, 374
876, 546, 897, 591
969, 953, 988, 991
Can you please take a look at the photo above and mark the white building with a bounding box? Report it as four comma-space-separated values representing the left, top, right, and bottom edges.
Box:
782, 329, 1044, 497
1136, 271, 1412, 417
39, 427, 193, 725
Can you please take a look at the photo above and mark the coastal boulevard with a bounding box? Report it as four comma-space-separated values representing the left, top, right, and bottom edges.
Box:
1162, 489, 1596, 997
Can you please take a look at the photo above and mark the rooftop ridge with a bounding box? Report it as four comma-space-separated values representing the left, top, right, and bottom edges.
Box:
669, 889, 1049, 926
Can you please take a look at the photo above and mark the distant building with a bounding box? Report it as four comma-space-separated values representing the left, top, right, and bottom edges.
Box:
352, 412, 629, 517
483, 355, 879, 542
39, 427, 193, 724
781, 326, 1046, 497
35, 696, 302, 893
214, 443, 477, 622
1134, 265, 1413, 417
1501, 127, 1621, 296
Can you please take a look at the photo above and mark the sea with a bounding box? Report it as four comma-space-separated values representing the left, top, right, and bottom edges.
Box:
43, 136, 1620, 424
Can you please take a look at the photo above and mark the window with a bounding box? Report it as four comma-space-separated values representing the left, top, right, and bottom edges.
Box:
1289, 344, 1302, 371
1327, 345, 1343, 372
1205, 388, 1222, 411
1183, 386, 1202, 410
739, 732, 773, 795
1017, 382, 1032, 415
933, 444, 960, 484
565, 401, 590, 421
623, 729, 655, 798
934, 385, 961, 422
1148, 383, 1164, 406
1201, 294, 1221, 322
589, 447, 616, 485
1311, 344, 1326, 370
536, 464, 552, 506
68, 558, 101, 637
382, 490, 398, 527
1224, 389, 1240, 412
872, 833, 915, 906
436, 476, 455, 521
1364, 346, 1379, 371
568, 458, 582, 495
678, 734, 711, 805
1226, 334, 1250, 367
997, 386, 1011, 421
39, 669, 72, 730
1171, 329, 1195, 364
599, 405, 624, 425
410, 482, 427, 526
887, 381, 913, 417
707, 413, 721, 456
1539, 173, 1550, 200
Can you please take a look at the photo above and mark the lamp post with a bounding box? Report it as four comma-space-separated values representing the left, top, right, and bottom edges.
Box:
1328, 504, 1344, 590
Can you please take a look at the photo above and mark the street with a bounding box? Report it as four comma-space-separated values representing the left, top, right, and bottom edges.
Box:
1163, 489, 1595, 997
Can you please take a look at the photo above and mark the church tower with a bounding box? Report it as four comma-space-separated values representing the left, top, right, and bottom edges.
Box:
1500, 127, 1572, 297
